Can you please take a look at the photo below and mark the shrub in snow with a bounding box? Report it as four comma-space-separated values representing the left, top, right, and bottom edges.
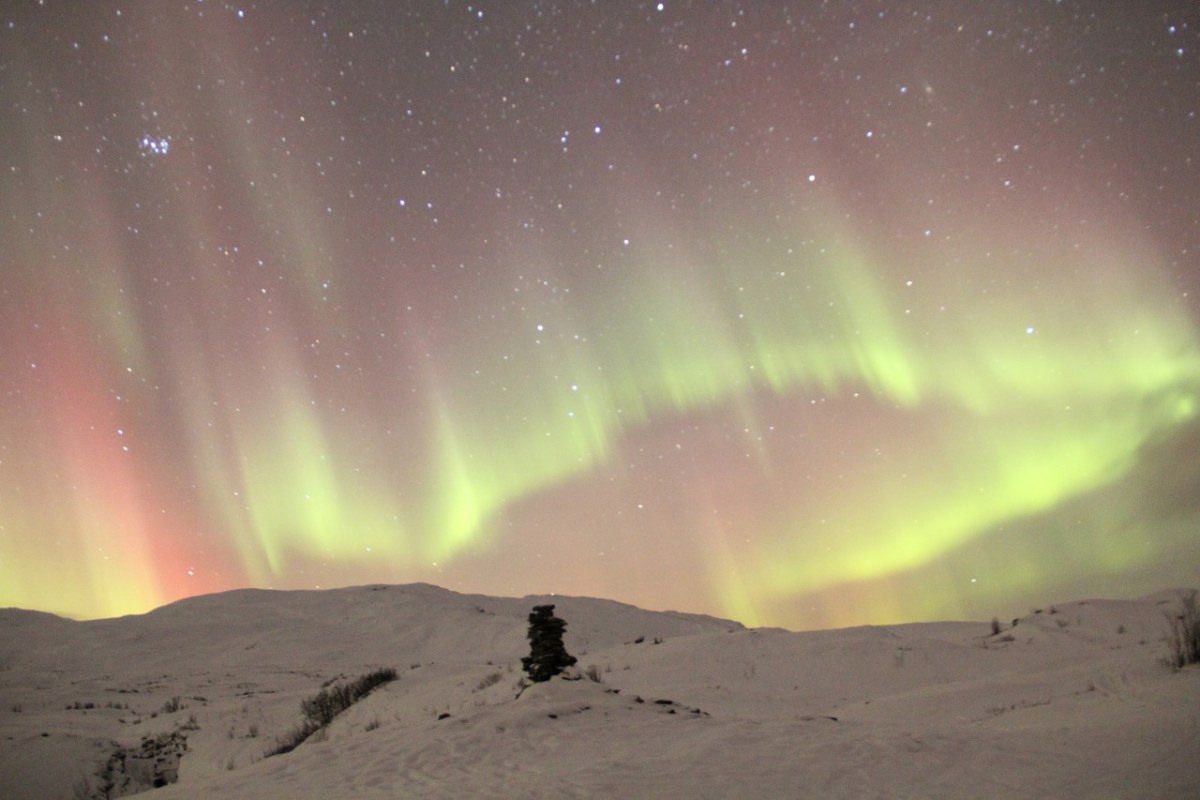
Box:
266, 667, 397, 757
1165, 590, 1200, 671
521, 604, 577, 682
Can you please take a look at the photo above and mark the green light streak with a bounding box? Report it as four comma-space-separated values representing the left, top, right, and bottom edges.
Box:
154, 197, 1198, 626
752, 405, 1170, 597
409, 208, 1200, 622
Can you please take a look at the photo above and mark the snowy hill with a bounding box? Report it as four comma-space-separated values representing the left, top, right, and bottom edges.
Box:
2, 585, 1197, 798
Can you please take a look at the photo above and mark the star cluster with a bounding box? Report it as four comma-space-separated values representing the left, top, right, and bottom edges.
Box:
2, 1, 1199, 628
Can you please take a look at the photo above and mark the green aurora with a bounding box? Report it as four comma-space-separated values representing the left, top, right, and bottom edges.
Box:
2, 2, 1198, 628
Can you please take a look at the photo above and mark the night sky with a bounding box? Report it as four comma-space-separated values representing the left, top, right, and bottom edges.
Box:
2, 1, 1199, 629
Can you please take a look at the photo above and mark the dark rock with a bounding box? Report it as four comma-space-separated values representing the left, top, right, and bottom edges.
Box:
520, 605, 577, 683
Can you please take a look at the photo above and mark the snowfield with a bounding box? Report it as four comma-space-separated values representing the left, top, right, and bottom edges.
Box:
2, 583, 1197, 798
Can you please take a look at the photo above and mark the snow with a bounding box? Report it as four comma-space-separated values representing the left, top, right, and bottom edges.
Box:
2, 585, 1197, 798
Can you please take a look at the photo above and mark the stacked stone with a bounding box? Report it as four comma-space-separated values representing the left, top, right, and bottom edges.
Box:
521, 604, 577, 682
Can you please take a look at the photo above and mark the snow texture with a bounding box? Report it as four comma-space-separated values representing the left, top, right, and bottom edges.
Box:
2, 583, 1198, 798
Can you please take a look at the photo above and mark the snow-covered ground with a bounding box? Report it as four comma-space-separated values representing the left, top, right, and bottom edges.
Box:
2, 583, 1197, 798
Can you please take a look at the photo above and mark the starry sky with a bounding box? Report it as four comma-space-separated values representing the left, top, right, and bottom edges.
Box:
2, 1, 1199, 630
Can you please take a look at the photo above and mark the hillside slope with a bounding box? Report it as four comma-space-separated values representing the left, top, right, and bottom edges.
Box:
2, 586, 1197, 799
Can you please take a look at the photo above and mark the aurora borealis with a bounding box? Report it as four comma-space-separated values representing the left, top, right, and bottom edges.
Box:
2, 1, 1198, 629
